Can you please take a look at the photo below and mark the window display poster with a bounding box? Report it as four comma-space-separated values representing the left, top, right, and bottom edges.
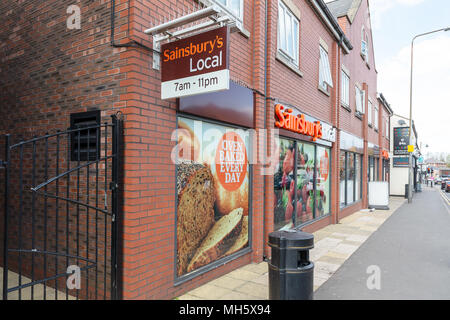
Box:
316, 146, 331, 217
295, 143, 315, 226
176, 116, 249, 277
273, 139, 295, 231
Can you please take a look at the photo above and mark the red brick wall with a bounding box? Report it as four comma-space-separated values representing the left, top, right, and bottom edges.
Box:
118, 0, 260, 300
339, 0, 377, 141
0, 0, 128, 299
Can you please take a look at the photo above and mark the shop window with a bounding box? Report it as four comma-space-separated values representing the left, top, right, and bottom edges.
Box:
339, 151, 346, 208
175, 116, 250, 279
369, 156, 375, 181
319, 46, 333, 92
277, 0, 299, 66
355, 154, 362, 201
341, 70, 350, 108
346, 153, 355, 204
340, 151, 362, 207
70, 110, 100, 161
274, 138, 331, 230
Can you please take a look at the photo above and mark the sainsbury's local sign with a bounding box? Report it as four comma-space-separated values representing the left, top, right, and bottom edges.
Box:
160, 26, 230, 99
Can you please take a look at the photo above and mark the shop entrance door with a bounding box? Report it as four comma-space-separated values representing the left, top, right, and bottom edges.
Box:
1, 114, 122, 300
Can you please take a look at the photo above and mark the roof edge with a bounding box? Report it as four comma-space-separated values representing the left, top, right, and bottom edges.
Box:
311, 0, 353, 52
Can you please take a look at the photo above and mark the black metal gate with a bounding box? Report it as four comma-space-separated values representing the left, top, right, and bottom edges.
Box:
1, 114, 122, 300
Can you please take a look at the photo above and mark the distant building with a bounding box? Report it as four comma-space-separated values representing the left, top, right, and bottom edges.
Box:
389, 114, 421, 196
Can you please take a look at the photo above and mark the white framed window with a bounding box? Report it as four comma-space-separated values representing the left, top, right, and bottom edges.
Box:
341, 69, 350, 107
215, 0, 243, 21
319, 46, 333, 91
361, 26, 369, 63
374, 104, 379, 129
355, 86, 365, 114
277, 1, 299, 66
368, 99, 373, 125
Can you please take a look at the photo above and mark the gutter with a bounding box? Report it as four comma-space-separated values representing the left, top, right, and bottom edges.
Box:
309, 0, 353, 54
378, 93, 394, 116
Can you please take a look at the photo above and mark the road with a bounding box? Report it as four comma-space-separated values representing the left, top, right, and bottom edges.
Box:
315, 186, 450, 299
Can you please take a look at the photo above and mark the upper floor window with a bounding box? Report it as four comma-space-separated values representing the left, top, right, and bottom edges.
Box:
361, 26, 369, 63
215, 0, 243, 21
374, 104, 379, 130
319, 45, 333, 92
341, 69, 350, 107
355, 86, 365, 115
368, 99, 373, 125
277, 1, 299, 66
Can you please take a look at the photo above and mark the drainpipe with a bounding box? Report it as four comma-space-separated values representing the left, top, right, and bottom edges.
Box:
262, 0, 268, 262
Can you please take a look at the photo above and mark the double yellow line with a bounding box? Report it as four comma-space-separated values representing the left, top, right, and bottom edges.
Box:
439, 189, 450, 207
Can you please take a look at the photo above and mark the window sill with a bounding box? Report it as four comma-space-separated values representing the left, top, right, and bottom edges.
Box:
276, 51, 303, 77
374, 128, 378, 132
236, 25, 251, 38
355, 112, 363, 120
341, 103, 351, 112
318, 85, 331, 97
368, 123, 373, 128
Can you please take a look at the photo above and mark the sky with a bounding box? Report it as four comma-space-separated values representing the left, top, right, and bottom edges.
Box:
368, 0, 450, 155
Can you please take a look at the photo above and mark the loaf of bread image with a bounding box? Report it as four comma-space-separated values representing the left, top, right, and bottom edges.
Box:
224, 215, 248, 256
214, 175, 249, 217
177, 161, 215, 276
203, 144, 249, 217
186, 208, 244, 273
177, 120, 200, 162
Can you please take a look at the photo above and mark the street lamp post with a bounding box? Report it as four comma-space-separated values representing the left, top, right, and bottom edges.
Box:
408, 27, 450, 203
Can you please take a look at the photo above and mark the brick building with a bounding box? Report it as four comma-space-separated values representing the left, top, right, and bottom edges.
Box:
0, 0, 393, 300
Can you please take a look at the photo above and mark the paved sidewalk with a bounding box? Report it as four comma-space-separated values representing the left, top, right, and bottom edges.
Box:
315, 186, 450, 299
178, 196, 406, 300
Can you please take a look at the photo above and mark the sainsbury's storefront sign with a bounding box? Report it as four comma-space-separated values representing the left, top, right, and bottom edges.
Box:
161, 26, 229, 99
275, 104, 335, 143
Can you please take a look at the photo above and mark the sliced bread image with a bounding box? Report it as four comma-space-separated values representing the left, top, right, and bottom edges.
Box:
177, 161, 216, 276
224, 215, 248, 256
186, 208, 244, 273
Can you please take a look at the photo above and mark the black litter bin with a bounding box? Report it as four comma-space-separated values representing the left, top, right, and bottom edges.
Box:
268, 229, 314, 300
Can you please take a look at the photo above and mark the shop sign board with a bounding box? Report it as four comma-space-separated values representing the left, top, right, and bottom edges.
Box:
161, 26, 229, 99
393, 127, 410, 155
393, 156, 409, 167
274, 104, 336, 143
340, 130, 364, 154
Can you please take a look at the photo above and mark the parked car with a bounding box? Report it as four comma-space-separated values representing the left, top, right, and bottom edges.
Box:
441, 178, 447, 190
441, 176, 449, 189
446, 180, 450, 193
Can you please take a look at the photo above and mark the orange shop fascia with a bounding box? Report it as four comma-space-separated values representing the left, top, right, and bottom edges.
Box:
275, 104, 323, 141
